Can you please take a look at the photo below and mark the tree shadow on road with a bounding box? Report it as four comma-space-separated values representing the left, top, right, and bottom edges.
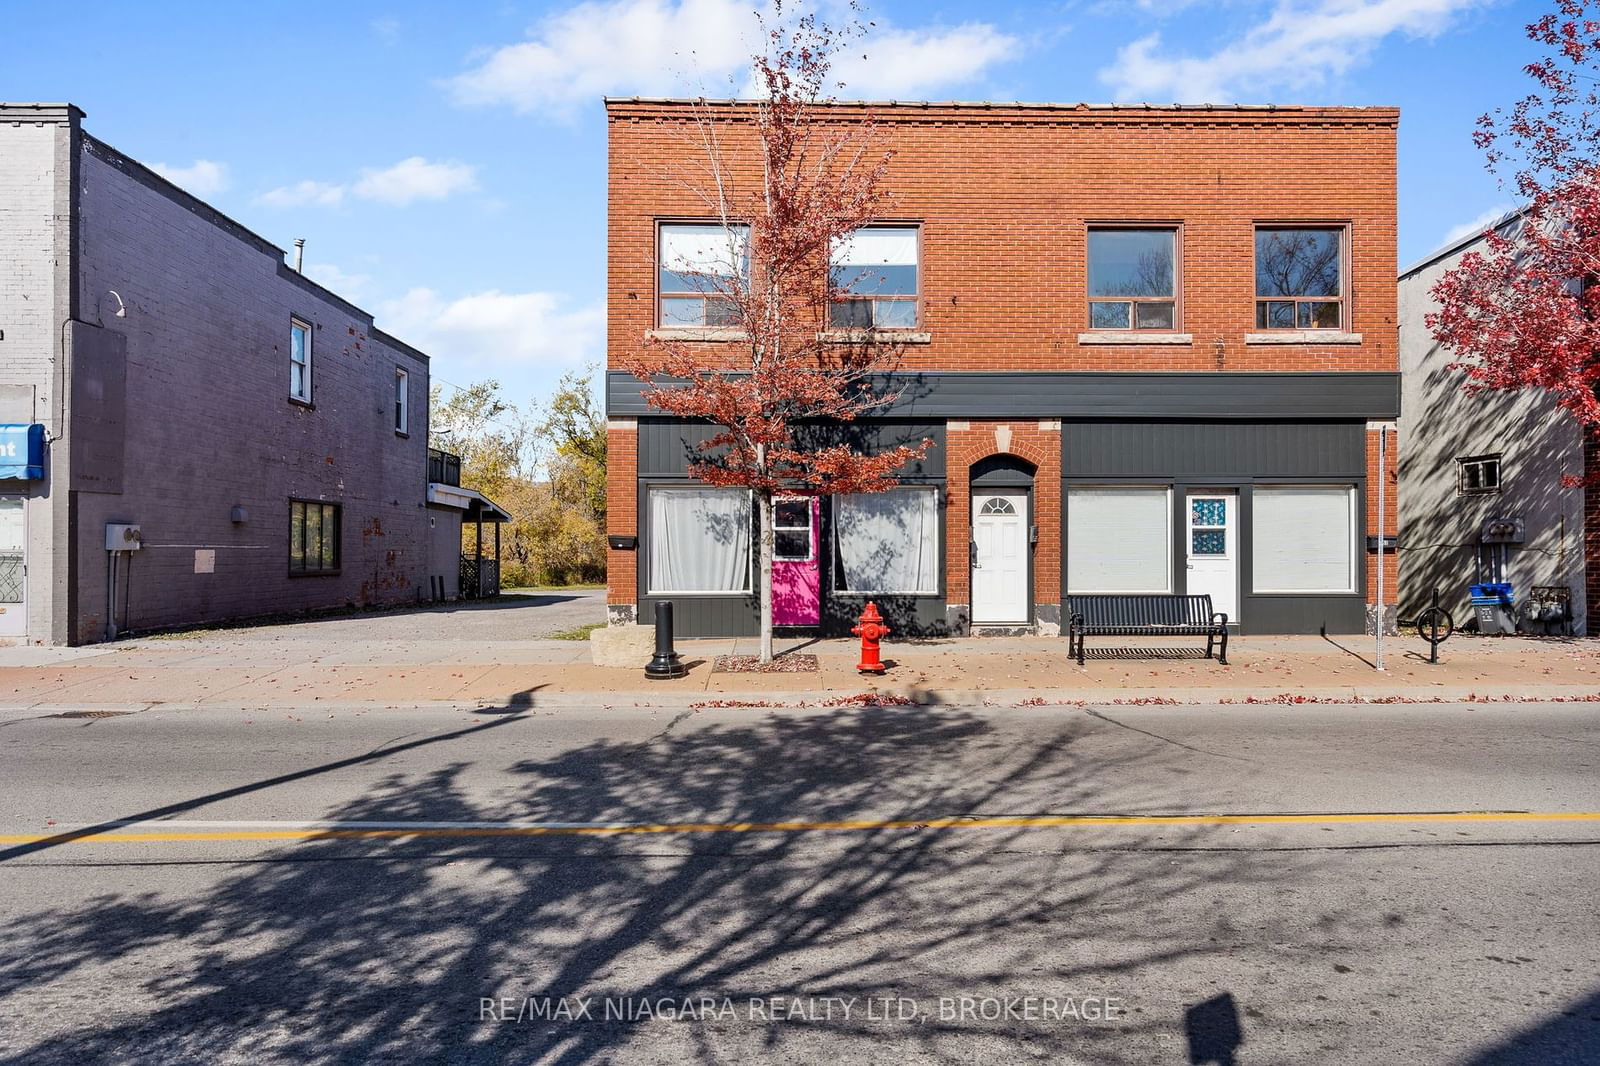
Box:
0, 703, 1313, 1064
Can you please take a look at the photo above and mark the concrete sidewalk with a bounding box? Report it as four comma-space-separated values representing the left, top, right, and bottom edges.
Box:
2, 629, 1598, 712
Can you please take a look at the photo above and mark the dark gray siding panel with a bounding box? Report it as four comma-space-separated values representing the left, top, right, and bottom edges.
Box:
638, 419, 946, 477
610, 372, 1400, 420
1064, 422, 1365, 477
638, 593, 760, 638
1244, 596, 1366, 635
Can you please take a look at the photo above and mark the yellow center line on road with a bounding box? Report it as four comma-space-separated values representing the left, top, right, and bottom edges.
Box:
4, 810, 1600, 845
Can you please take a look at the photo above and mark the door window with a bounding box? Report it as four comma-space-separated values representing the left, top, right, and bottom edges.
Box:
1190, 497, 1228, 557
773, 498, 814, 562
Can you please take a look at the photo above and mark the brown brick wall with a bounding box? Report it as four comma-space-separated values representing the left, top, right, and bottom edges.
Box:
607, 101, 1399, 376
944, 422, 1061, 612
1366, 424, 1399, 607
607, 421, 638, 606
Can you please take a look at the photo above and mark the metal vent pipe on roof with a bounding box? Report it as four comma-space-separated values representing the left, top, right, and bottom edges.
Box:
292, 238, 305, 272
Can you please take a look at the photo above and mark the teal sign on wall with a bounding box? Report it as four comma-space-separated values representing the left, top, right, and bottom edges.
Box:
0, 424, 44, 480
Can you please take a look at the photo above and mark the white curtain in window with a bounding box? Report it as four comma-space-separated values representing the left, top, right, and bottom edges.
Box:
649, 488, 750, 593
837, 489, 938, 593
832, 227, 918, 267
660, 224, 747, 277
1067, 488, 1171, 592
1253, 487, 1354, 592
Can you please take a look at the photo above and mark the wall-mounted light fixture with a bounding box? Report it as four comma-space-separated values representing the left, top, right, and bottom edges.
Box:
97, 289, 127, 324
230, 505, 248, 525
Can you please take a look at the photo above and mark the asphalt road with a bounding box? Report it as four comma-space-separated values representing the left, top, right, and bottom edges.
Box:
1, 701, 1596, 1065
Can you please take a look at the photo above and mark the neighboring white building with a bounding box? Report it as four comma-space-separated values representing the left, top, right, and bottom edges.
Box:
1397, 211, 1590, 635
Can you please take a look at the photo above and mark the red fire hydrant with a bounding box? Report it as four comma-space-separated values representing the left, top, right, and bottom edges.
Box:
853, 602, 890, 674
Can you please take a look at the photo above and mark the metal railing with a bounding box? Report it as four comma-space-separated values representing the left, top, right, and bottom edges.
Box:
428, 448, 461, 487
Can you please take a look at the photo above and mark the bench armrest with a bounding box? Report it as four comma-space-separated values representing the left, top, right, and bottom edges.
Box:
1210, 612, 1229, 627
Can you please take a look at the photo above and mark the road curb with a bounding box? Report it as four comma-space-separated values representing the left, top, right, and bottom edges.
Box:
4, 684, 1600, 716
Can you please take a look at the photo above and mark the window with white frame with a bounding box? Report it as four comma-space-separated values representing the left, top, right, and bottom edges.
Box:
1067, 487, 1172, 593
658, 223, 749, 328
394, 367, 409, 434
290, 318, 312, 402
1252, 486, 1357, 593
1456, 454, 1501, 496
833, 487, 939, 593
647, 487, 751, 593
773, 497, 814, 562
829, 226, 920, 329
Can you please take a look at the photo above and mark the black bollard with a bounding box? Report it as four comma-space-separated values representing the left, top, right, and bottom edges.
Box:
645, 600, 688, 680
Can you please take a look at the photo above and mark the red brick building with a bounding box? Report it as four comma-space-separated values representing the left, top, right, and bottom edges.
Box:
605, 99, 1400, 638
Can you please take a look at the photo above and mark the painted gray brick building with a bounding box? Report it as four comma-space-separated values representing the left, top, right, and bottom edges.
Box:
0, 103, 457, 644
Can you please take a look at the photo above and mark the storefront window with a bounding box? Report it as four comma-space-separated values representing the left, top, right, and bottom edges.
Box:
1067, 487, 1172, 593
648, 487, 751, 593
834, 487, 939, 594
1252, 486, 1356, 593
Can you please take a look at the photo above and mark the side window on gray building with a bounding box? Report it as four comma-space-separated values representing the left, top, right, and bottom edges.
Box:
290, 318, 313, 403
1456, 454, 1501, 496
394, 367, 409, 434
289, 500, 340, 574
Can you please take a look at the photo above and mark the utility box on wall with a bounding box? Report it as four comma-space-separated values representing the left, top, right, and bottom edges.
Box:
105, 524, 142, 551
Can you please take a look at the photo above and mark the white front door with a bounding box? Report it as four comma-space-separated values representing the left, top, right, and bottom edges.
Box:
972, 492, 1028, 624
1185, 492, 1238, 624
0, 499, 24, 638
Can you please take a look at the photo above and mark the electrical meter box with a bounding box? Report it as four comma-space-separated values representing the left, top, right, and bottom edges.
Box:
105, 523, 143, 551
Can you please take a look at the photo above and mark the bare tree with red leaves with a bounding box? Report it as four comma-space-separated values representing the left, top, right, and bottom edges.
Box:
1429, 0, 1600, 453
618, 1, 929, 662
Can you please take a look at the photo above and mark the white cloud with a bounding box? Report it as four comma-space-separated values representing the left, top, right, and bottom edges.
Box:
254, 159, 477, 209
304, 263, 374, 300
256, 180, 346, 208
378, 287, 605, 372
352, 157, 478, 205
149, 159, 229, 196
833, 23, 1021, 99
372, 16, 401, 45
1100, 0, 1484, 103
1439, 203, 1513, 247
446, 0, 1019, 114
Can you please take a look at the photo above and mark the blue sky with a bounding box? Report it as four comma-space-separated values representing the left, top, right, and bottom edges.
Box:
1, 0, 1542, 414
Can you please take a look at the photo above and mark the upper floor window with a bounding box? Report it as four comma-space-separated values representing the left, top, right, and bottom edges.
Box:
1256, 226, 1345, 329
1087, 227, 1178, 330
657, 222, 749, 328
394, 367, 409, 434
289, 318, 312, 403
829, 226, 920, 329
1457, 454, 1502, 496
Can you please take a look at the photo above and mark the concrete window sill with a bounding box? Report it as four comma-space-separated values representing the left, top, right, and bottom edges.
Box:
645, 328, 749, 342
818, 329, 932, 344
1076, 332, 1193, 345
1243, 331, 1363, 345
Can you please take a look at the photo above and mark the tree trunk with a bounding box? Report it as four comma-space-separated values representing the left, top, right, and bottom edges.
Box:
757, 489, 775, 663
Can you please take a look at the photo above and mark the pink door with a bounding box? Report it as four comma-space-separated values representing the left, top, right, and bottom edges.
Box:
772, 496, 821, 626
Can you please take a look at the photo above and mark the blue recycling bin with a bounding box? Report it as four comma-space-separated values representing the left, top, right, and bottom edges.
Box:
1468, 582, 1514, 636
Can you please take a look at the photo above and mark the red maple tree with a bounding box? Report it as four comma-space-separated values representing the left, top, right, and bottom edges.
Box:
618, 1, 930, 662
1429, 0, 1600, 446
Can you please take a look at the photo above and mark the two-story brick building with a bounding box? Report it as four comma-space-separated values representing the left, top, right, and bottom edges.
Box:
605, 99, 1401, 639
0, 103, 486, 644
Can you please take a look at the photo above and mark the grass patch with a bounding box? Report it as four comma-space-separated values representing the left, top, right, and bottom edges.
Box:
551, 622, 606, 641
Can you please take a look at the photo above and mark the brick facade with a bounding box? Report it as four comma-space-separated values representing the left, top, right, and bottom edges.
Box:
1588, 425, 1600, 627
1, 106, 441, 644
607, 100, 1400, 637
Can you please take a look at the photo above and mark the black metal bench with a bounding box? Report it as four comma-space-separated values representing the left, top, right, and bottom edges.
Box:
1067, 594, 1229, 666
